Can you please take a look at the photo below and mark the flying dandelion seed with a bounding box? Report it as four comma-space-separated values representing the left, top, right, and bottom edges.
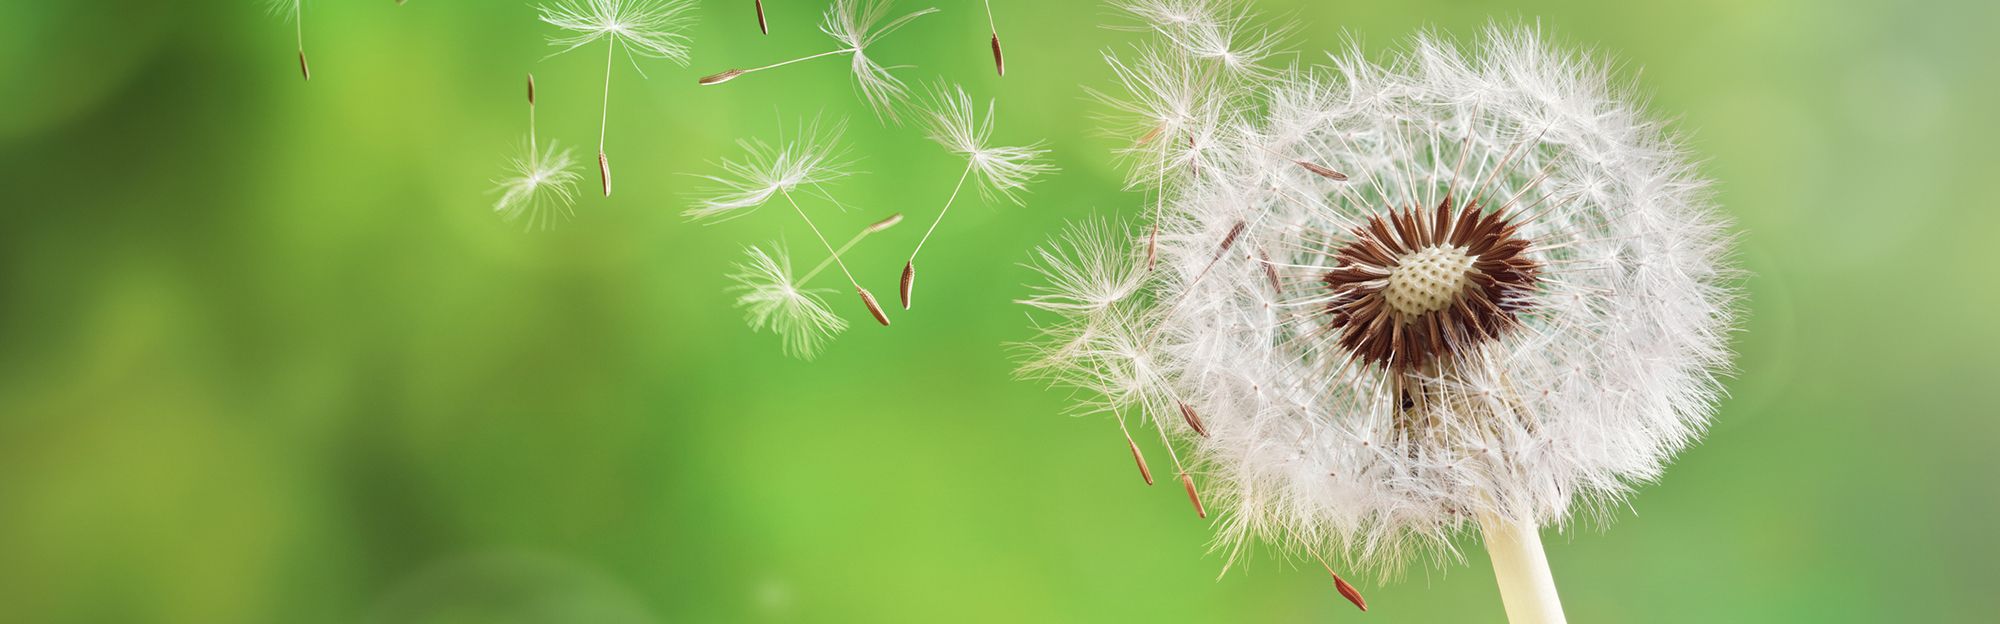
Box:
902, 84, 1053, 309
754, 0, 769, 34
264, 0, 311, 80
492, 74, 583, 230
1022, 22, 1738, 622
538, 0, 697, 196
689, 119, 893, 326
730, 213, 899, 359
698, 0, 938, 123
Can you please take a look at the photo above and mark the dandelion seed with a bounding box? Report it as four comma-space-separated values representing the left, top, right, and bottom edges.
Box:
1022, 24, 1740, 618
1177, 401, 1207, 437
265, 0, 310, 80
1327, 565, 1368, 612
731, 245, 848, 359
731, 212, 902, 358
1179, 471, 1206, 519
1293, 159, 1345, 180
689, 119, 890, 326
698, 0, 938, 122
755, 0, 769, 34
1123, 428, 1154, 485
902, 84, 1053, 308
539, 0, 697, 196
685, 118, 852, 221
492, 74, 582, 230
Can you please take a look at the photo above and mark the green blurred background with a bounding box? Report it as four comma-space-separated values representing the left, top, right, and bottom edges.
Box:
2, 0, 1995, 622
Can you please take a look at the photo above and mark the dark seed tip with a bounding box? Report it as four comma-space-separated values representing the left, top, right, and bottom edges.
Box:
899, 262, 915, 310
990, 33, 1005, 77
859, 288, 891, 326
699, 69, 747, 86
597, 152, 612, 197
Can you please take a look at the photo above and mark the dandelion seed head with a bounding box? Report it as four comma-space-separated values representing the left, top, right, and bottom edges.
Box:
731, 245, 849, 359
540, 0, 697, 64
492, 140, 583, 231
686, 119, 854, 221
921, 84, 1055, 204
264, 0, 301, 20
1023, 24, 1739, 576
819, 0, 939, 122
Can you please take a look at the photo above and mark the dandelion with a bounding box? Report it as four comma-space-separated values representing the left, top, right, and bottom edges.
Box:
901, 84, 1053, 309
492, 74, 582, 230
732, 213, 901, 358
689, 119, 893, 326
538, 0, 697, 196
699, 0, 938, 123
1022, 23, 1739, 622
265, 0, 310, 80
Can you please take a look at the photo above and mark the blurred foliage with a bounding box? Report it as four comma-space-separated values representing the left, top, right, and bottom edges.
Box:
1, 0, 1996, 622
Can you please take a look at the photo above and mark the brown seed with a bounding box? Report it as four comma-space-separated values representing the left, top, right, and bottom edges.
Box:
1259, 250, 1283, 294
865, 213, 904, 233
699, 69, 747, 86
1215, 221, 1246, 261
298, 50, 311, 82
1125, 432, 1154, 486
527, 73, 536, 106
598, 151, 612, 197
1294, 159, 1348, 181
858, 288, 891, 326
755, 0, 768, 35
1328, 568, 1368, 612
990, 32, 1005, 77
899, 261, 916, 310
1179, 471, 1207, 519
1178, 402, 1209, 437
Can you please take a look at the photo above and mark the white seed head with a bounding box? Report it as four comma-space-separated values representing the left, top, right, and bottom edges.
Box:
732, 245, 849, 359
820, 0, 939, 122
492, 140, 583, 231
540, 0, 697, 65
1023, 24, 1740, 575
264, 0, 301, 20
921, 84, 1055, 204
685, 119, 853, 220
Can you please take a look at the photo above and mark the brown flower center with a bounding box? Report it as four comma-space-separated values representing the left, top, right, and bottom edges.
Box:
1321, 198, 1541, 373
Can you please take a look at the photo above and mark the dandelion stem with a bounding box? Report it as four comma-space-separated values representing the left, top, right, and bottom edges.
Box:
1478, 513, 1567, 624
908, 162, 974, 263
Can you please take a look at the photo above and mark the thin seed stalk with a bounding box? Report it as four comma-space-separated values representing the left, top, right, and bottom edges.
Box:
902, 163, 974, 309
597, 40, 616, 196
699, 48, 852, 85
783, 191, 889, 326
